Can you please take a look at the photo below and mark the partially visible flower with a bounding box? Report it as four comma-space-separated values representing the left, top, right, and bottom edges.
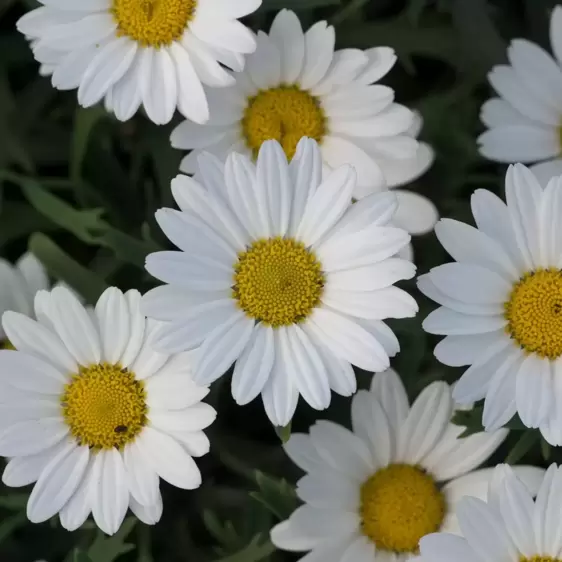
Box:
0, 253, 50, 347
171, 9, 437, 237
17, 0, 261, 125
0, 286, 215, 534
142, 138, 418, 426
478, 5, 562, 185
271, 369, 543, 562
417, 463, 558, 562
419, 164, 562, 445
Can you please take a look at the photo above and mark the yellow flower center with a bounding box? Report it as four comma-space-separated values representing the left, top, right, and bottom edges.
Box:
242, 86, 327, 161
521, 558, 562, 562
360, 464, 445, 553
232, 237, 325, 327
0, 339, 14, 350
504, 268, 562, 359
112, 0, 196, 47
61, 363, 147, 450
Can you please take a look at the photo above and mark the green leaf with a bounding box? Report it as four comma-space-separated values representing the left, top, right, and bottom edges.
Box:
541, 436, 552, 461
87, 518, 137, 562
29, 233, 109, 303
67, 549, 93, 562
505, 431, 539, 465
250, 471, 297, 521
211, 534, 275, 562
0, 512, 27, 544
0, 202, 56, 246
6, 173, 106, 244
0, 494, 28, 511
96, 226, 161, 268
71, 106, 108, 184
203, 510, 241, 550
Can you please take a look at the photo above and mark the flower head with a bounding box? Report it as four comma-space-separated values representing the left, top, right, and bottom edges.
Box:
419, 164, 562, 445
0, 286, 215, 534
17, 0, 262, 124
170, 9, 437, 237
271, 369, 542, 561
418, 463, 556, 562
478, 5, 562, 185
142, 138, 418, 426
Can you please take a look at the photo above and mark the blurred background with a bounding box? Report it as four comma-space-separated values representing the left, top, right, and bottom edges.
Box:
0, 0, 559, 560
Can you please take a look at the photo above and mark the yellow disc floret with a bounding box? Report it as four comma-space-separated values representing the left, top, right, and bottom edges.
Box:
61, 363, 147, 450
505, 268, 562, 359
112, 0, 197, 47
232, 237, 325, 327
360, 464, 445, 553
521, 558, 562, 562
242, 86, 327, 160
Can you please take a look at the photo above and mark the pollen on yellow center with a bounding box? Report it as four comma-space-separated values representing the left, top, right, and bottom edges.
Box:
505, 268, 562, 360
360, 464, 445, 553
521, 557, 562, 562
242, 86, 327, 161
61, 363, 147, 450
232, 237, 325, 327
111, 0, 197, 47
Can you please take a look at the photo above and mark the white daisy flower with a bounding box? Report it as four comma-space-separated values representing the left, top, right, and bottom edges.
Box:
170, 9, 438, 237
419, 163, 562, 445
417, 463, 558, 562
16, 0, 261, 125
478, 6, 562, 186
0, 286, 215, 534
0, 253, 52, 347
141, 138, 418, 426
271, 369, 544, 562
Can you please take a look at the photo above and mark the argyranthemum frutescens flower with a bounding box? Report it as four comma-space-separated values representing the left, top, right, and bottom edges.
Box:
419, 163, 562, 445
271, 369, 544, 562
478, 5, 562, 185
170, 9, 438, 238
0, 253, 51, 349
16, 0, 261, 125
0, 286, 215, 534
417, 463, 557, 562
141, 137, 418, 426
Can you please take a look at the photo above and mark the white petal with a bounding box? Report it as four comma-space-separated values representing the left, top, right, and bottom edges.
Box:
355, 46, 397, 84
119, 290, 146, 368
457, 496, 517, 562
137, 426, 202, 489
190, 18, 256, 54
78, 37, 137, 108
123, 441, 159, 507
391, 189, 438, 235
423, 307, 506, 335
16, 253, 49, 298
192, 310, 254, 385
48, 286, 101, 366
231, 324, 275, 405
351, 389, 391, 468
321, 136, 385, 189
297, 165, 355, 246
370, 368, 409, 441
551, 6, 562, 65
300, 21, 335, 90
169, 42, 209, 124
129, 493, 163, 526
95, 287, 130, 365
269, 9, 305, 83
91, 449, 129, 535
306, 308, 389, 372
110, 58, 142, 121
141, 47, 177, 125
59, 455, 95, 531
246, 31, 281, 89
516, 354, 552, 429
398, 381, 452, 464
149, 403, 216, 433
419, 533, 476, 562
2, 312, 77, 374
27, 442, 89, 523
499, 468, 537, 556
